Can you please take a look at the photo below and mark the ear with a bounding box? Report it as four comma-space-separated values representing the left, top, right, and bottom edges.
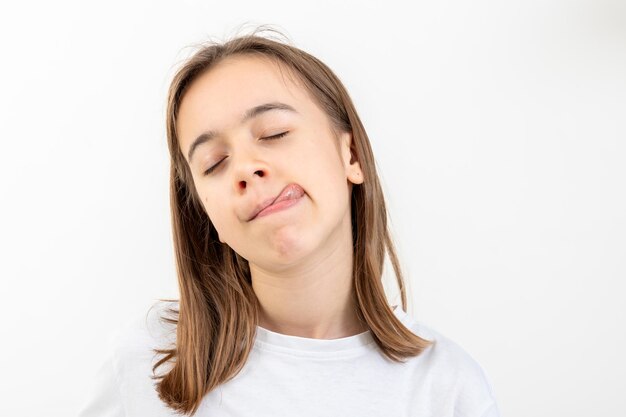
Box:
340, 131, 364, 185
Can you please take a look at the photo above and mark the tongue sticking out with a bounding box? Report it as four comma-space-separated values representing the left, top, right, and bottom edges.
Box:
273, 183, 305, 205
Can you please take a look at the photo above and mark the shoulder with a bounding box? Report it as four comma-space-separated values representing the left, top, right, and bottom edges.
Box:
109, 300, 178, 369
419, 321, 494, 386
79, 301, 180, 416
400, 312, 500, 414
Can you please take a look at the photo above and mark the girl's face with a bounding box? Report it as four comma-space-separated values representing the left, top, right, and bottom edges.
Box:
176, 54, 363, 268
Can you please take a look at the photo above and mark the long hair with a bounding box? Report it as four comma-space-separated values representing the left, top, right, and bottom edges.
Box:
151, 25, 435, 416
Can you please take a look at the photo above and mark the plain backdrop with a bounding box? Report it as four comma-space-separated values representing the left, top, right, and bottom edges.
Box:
0, 0, 624, 416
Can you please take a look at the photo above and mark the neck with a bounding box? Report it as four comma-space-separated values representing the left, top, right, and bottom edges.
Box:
250, 216, 367, 339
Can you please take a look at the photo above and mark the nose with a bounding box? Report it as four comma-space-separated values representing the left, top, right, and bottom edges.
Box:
237, 168, 267, 191
231, 145, 270, 192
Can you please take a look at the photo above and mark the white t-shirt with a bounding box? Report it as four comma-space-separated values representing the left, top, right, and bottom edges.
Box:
79, 301, 501, 417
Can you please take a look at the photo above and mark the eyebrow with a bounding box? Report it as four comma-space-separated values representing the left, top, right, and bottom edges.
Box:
186, 101, 298, 164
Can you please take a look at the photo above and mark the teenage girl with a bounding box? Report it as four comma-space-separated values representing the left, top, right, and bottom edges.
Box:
79, 28, 501, 417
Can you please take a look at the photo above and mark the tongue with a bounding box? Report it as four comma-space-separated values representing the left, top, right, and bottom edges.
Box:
274, 183, 305, 205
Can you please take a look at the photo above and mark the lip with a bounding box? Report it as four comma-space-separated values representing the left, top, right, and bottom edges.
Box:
255, 194, 304, 219
247, 183, 305, 222
247, 195, 279, 222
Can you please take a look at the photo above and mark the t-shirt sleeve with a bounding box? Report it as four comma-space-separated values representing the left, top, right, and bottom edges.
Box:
455, 359, 502, 417
476, 364, 501, 417
478, 400, 501, 417
77, 333, 126, 417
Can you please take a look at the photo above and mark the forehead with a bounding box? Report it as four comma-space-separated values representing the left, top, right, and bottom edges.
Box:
177, 55, 312, 147
189, 54, 303, 102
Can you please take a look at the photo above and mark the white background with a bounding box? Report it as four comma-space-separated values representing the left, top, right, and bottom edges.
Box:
1, 0, 624, 416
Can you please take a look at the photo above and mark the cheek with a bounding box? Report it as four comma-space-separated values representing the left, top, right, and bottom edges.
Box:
199, 195, 220, 226
202, 196, 221, 222
204, 207, 228, 242
200, 193, 237, 238
299, 134, 343, 174
304, 158, 350, 212
307, 145, 346, 183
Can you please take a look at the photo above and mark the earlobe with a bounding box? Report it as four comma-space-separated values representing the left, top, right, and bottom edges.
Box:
348, 168, 364, 185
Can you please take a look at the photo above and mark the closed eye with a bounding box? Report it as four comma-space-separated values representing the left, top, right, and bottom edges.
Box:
262, 131, 289, 140
203, 157, 226, 176
202, 131, 289, 176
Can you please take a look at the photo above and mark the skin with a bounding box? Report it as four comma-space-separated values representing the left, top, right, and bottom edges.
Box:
176, 54, 366, 339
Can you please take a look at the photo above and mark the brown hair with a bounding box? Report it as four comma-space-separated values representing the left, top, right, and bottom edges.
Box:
151, 25, 434, 416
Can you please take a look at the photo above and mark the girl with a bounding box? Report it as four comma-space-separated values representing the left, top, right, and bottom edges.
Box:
79, 28, 501, 417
